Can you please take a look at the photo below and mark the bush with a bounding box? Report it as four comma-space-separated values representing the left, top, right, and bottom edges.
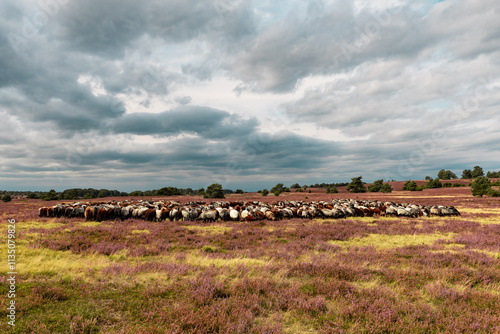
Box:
204, 184, 225, 199
426, 178, 443, 189
368, 179, 384, 192
290, 183, 301, 189
471, 176, 491, 197
271, 183, 284, 196
2, 194, 12, 202
443, 182, 452, 188
346, 176, 366, 193
235, 189, 244, 194
27, 192, 38, 199
295, 188, 304, 193
261, 189, 269, 196
326, 187, 338, 194
487, 189, 500, 197
403, 181, 418, 191
380, 183, 393, 193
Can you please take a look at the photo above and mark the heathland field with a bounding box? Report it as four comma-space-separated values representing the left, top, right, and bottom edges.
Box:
1, 186, 500, 333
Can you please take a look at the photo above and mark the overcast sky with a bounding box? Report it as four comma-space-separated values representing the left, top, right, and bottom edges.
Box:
1, 0, 500, 192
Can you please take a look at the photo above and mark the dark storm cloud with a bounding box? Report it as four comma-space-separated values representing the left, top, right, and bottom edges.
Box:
111, 106, 257, 139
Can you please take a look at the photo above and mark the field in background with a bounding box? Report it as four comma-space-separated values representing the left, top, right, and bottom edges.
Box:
1, 186, 500, 333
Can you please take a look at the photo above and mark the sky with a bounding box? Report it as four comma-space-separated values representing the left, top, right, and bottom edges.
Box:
1, 0, 500, 192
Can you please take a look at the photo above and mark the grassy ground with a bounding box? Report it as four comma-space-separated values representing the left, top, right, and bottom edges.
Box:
1, 189, 500, 333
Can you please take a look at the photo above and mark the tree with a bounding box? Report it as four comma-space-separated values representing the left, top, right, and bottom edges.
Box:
98, 189, 110, 198
235, 189, 244, 194
472, 166, 484, 178
290, 183, 301, 189
41, 189, 58, 201
2, 194, 12, 202
261, 189, 269, 196
346, 176, 366, 193
27, 192, 38, 199
156, 187, 181, 196
462, 169, 473, 179
271, 183, 284, 196
471, 176, 491, 197
197, 188, 205, 196
438, 169, 457, 180
204, 184, 225, 199
62, 189, 79, 200
487, 171, 500, 178
425, 176, 432, 180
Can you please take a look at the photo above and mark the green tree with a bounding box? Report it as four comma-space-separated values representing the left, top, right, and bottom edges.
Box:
425, 176, 432, 180
346, 176, 366, 193
62, 189, 79, 200
204, 184, 225, 199
462, 169, 473, 179
487, 171, 500, 178
438, 169, 458, 180
2, 194, 12, 202
472, 166, 484, 178
27, 192, 38, 199
290, 183, 301, 189
98, 189, 110, 198
41, 189, 58, 201
271, 183, 284, 196
261, 189, 269, 196
129, 191, 143, 197
235, 189, 244, 194
156, 187, 181, 196
471, 176, 491, 197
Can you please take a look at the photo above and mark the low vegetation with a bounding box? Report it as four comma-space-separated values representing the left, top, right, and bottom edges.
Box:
2, 188, 500, 332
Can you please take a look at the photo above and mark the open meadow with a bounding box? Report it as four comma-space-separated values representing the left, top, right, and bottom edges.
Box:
1, 185, 500, 333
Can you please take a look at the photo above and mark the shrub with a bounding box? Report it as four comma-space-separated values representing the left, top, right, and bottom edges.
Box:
426, 178, 442, 189
261, 189, 269, 196
271, 183, 284, 196
235, 189, 244, 194
443, 182, 452, 188
295, 188, 304, 193
27, 192, 38, 199
471, 176, 491, 197
380, 183, 393, 193
2, 194, 12, 202
487, 189, 500, 197
204, 184, 225, 199
346, 176, 366, 193
326, 187, 338, 194
403, 181, 418, 191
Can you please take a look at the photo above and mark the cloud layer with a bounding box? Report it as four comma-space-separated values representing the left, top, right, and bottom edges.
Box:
1, 0, 499, 191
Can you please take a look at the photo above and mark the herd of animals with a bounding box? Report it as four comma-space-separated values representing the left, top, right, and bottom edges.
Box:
38, 199, 461, 222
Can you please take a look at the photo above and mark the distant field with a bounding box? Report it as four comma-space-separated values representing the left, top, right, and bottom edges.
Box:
1, 187, 500, 333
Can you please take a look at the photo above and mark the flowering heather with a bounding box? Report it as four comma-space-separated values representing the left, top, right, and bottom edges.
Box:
1, 189, 500, 333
